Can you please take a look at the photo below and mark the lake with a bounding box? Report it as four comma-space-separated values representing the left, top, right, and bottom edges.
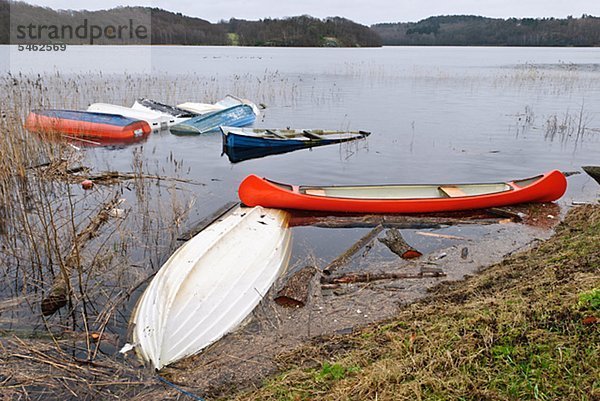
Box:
1, 45, 599, 345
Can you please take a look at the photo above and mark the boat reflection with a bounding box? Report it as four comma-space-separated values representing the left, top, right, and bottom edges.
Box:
223, 143, 315, 163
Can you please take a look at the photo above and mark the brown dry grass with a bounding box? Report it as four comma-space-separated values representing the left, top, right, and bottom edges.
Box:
228, 205, 599, 401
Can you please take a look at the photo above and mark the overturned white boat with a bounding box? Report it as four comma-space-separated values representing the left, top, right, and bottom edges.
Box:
178, 94, 261, 116
131, 206, 291, 370
131, 98, 196, 126
87, 103, 175, 130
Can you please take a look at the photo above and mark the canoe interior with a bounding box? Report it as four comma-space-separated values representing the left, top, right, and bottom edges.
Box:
512, 175, 543, 188
289, 175, 548, 201
299, 183, 512, 199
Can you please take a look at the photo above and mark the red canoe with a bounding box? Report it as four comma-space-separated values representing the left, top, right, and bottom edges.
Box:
25, 110, 151, 140
238, 170, 567, 213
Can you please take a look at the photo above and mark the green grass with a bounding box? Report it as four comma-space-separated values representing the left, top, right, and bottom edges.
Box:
229, 205, 600, 401
228, 33, 240, 46
578, 289, 600, 311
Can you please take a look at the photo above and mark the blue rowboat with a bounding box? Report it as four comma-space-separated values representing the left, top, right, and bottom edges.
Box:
170, 104, 256, 135
221, 127, 370, 163
222, 127, 370, 149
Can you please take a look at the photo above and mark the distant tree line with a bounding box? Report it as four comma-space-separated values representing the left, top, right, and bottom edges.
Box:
3, 2, 599, 48
0, 1, 381, 47
372, 15, 600, 46
220, 16, 382, 47
150, 7, 228, 45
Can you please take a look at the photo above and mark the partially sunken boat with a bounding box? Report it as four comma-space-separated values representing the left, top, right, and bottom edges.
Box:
238, 170, 568, 214
132, 98, 197, 126
178, 94, 261, 116
25, 109, 151, 140
131, 206, 292, 370
87, 103, 174, 130
170, 104, 256, 135
221, 127, 370, 149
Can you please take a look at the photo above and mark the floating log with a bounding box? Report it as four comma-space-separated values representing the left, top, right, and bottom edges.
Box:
290, 213, 502, 229
177, 202, 239, 241
41, 196, 121, 316
321, 269, 446, 285
378, 228, 422, 259
274, 266, 318, 307
322, 225, 384, 276
582, 166, 600, 185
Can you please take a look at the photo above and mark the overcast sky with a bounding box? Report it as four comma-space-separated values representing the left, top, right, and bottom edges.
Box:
24, 0, 600, 25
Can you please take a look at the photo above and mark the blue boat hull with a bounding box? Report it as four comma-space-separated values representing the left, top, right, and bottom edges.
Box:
224, 133, 344, 148
223, 144, 311, 163
170, 104, 255, 135
222, 130, 370, 163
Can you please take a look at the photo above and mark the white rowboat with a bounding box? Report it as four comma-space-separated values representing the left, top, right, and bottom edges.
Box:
87, 103, 174, 130
131, 206, 291, 369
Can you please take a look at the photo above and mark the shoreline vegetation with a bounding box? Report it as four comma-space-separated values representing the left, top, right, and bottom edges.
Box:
223, 204, 599, 401
1, 1, 599, 47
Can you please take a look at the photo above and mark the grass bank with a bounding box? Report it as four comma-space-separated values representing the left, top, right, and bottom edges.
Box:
229, 205, 599, 401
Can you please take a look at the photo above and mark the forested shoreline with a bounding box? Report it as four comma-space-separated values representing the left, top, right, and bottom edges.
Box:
1, 1, 381, 47
1, 1, 599, 47
372, 15, 600, 46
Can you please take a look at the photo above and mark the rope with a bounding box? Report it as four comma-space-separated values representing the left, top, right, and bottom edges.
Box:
157, 375, 206, 401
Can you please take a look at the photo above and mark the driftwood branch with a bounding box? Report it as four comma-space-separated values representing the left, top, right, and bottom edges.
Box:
485, 207, 524, 222
41, 196, 122, 316
322, 225, 384, 275
274, 266, 318, 307
378, 228, 422, 259
321, 269, 446, 285
87, 171, 205, 186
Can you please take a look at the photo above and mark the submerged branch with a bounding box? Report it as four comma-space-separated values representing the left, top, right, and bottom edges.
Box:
41, 195, 122, 316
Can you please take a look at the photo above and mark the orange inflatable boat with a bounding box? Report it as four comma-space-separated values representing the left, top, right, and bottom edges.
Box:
25, 110, 151, 140
238, 170, 567, 213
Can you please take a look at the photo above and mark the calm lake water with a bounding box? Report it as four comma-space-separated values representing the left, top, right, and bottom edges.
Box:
1, 45, 600, 338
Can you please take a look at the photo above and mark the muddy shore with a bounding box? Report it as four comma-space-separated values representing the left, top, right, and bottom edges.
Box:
1, 202, 597, 400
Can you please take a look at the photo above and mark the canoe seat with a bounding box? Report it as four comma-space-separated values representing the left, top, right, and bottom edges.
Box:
439, 185, 467, 198
304, 189, 327, 196
265, 129, 286, 139
302, 130, 324, 140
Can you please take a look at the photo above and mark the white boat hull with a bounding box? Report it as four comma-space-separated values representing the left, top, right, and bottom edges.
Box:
131, 206, 291, 369
87, 103, 172, 130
